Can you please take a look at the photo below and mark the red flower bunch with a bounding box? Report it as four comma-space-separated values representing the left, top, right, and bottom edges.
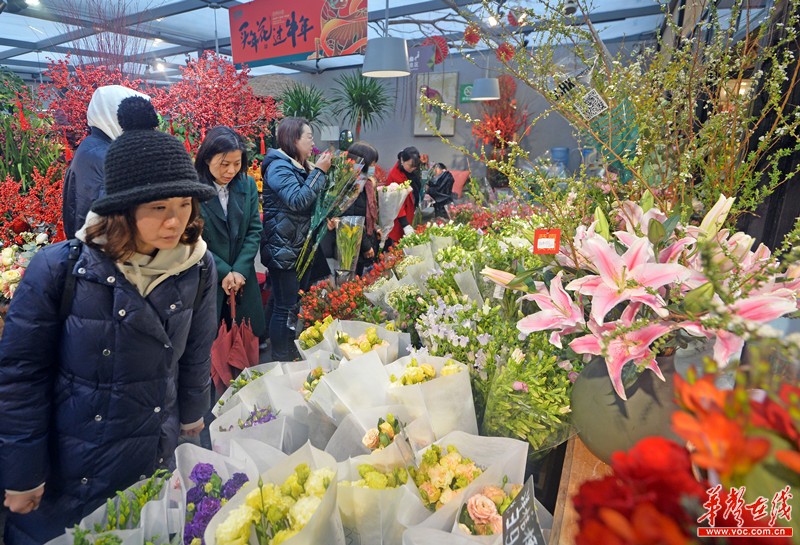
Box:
373, 164, 388, 184
575, 372, 800, 545
464, 25, 481, 46
495, 42, 516, 63
149, 51, 280, 154
421, 36, 449, 65
472, 76, 528, 153
0, 165, 65, 246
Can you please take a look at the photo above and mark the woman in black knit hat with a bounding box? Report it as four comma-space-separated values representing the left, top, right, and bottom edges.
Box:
0, 97, 218, 545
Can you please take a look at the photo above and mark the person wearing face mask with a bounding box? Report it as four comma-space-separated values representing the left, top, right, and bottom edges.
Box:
194, 126, 265, 341
322, 141, 381, 276
383, 146, 422, 248
260, 117, 332, 362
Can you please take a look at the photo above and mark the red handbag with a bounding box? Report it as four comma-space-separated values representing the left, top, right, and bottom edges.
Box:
210, 292, 260, 393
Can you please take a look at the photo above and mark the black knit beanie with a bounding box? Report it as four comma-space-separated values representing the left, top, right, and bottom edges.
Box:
91, 97, 215, 215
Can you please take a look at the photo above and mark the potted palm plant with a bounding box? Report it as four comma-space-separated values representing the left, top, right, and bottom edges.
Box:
277, 82, 330, 130
330, 71, 392, 139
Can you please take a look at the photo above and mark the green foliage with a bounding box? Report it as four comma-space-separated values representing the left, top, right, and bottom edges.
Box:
0, 69, 27, 113
330, 71, 392, 139
277, 83, 329, 129
0, 114, 61, 189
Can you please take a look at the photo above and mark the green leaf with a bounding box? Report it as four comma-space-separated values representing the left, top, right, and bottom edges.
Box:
683, 282, 715, 314
647, 218, 666, 244
662, 214, 681, 236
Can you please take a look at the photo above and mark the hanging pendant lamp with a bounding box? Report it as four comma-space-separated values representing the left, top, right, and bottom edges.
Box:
471, 77, 501, 101
362, 0, 410, 78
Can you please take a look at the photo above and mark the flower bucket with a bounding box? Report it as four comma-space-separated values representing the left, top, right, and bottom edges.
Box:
569, 355, 678, 463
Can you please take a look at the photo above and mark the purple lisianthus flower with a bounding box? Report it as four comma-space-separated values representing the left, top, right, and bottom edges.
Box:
312, 146, 321, 155
189, 463, 216, 485
194, 496, 222, 526
512, 381, 529, 393
186, 484, 205, 506
221, 473, 249, 500
183, 521, 201, 545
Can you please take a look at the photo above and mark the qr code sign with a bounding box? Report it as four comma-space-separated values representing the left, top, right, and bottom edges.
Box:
577, 88, 608, 120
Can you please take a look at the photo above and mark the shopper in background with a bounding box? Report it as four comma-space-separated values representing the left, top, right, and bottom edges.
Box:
62, 85, 152, 239
0, 108, 217, 545
195, 126, 265, 339
426, 162, 455, 219
260, 117, 332, 361
383, 146, 421, 248
322, 141, 381, 276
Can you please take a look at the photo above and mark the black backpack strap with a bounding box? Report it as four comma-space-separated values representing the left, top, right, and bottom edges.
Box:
59, 239, 82, 321
193, 252, 210, 310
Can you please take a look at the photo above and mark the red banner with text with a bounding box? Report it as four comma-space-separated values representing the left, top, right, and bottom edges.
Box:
229, 0, 367, 67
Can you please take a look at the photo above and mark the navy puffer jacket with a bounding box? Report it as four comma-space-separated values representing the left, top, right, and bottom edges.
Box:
0, 240, 217, 545
260, 148, 327, 270
62, 127, 111, 239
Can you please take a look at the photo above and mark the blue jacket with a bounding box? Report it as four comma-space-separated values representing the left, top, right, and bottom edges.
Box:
260, 148, 327, 270
62, 127, 111, 239
0, 241, 217, 545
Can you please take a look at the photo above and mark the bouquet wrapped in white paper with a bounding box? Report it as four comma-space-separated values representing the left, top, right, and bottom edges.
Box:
324, 320, 403, 364
404, 432, 529, 534
211, 401, 298, 456
307, 351, 391, 425
213, 362, 284, 418
378, 183, 413, 245
324, 404, 435, 462
205, 443, 345, 545
337, 447, 430, 545
385, 356, 477, 439
295, 317, 338, 361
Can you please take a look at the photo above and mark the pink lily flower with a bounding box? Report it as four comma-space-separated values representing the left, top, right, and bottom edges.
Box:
481, 267, 520, 290
616, 200, 668, 235
569, 320, 675, 400
517, 271, 584, 347
566, 237, 689, 324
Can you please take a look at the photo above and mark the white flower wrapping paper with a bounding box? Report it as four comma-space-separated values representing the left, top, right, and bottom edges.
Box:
210, 400, 298, 456
337, 447, 431, 545
203, 442, 345, 545
402, 243, 435, 264
378, 186, 413, 245
405, 431, 529, 537
384, 357, 478, 439
402, 258, 438, 294
324, 404, 435, 462
294, 319, 339, 361
213, 362, 284, 418
307, 351, 391, 425
227, 438, 288, 475
429, 236, 454, 258
323, 320, 404, 364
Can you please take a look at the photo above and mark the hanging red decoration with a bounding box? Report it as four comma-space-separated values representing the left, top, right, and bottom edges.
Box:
464, 25, 481, 46
169, 119, 175, 135
496, 42, 516, 63
259, 132, 266, 155
421, 36, 449, 64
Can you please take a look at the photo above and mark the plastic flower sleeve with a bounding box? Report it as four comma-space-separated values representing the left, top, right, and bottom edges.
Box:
429, 236, 454, 258
385, 357, 478, 439
228, 439, 288, 475
204, 442, 345, 545
210, 401, 295, 455
408, 432, 529, 534
454, 270, 484, 306
213, 361, 284, 418
402, 527, 481, 545
403, 242, 435, 264
403, 258, 438, 294
307, 351, 390, 425
337, 449, 430, 545
324, 320, 403, 364
378, 186, 413, 244
324, 404, 435, 462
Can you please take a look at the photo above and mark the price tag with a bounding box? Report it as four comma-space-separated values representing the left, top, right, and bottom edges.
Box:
502, 476, 546, 545
533, 229, 561, 254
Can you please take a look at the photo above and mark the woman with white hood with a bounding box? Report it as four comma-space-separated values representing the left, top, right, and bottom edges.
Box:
62, 85, 153, 239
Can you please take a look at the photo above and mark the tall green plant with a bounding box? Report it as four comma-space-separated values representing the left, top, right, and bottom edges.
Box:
330, 71, 392, 139
278, 82, 329, 129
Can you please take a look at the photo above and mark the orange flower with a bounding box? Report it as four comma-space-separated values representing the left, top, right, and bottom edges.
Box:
674, 374, 728, 415
672, 411, 770, 479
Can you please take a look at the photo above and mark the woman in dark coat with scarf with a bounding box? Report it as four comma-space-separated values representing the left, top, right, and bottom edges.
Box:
260, 117, 332, 361
195, 126, 265, 342
384, 146, 421, 248
0, 102, 218, 545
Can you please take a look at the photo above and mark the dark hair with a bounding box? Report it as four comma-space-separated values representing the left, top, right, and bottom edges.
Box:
195, 126, 248, 185
346, 141, 379, 169
85, 199, 204, 261
433, 162, 447, 170
397, 146, 420, 166
276, 117, 311, 171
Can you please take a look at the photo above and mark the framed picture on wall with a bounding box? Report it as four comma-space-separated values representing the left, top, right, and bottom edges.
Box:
414, 72, 458, 136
